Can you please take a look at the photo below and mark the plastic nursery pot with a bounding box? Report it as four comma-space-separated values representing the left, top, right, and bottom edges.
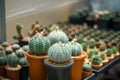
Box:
26, 51, 48, 80
5, 65, 21, 80
81, 70, 93, 80
71, 51, 87, 80
19, 65, 29, 80
91, 62, 103, 70
44, 58, 74, 80
0, 66, 6, 77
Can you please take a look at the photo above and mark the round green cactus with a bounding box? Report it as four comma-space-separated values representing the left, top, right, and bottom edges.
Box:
106, 49, 113, 57
48, 25, 68, 45
7, 54, 19, 67
12, 44, 20, 51
19, 58, 28, 66
83, 63, 92, 72
88, 50, 94, 58
5, 48, 13, 55
99, 45, 106, 51
2, 42, 9, 47
0, 51, 5, 57
82, 42, 88, 51
48, 42, 71, 63
22, 45, 29, 51
112, 47, 118, 54
0, 57, 7, 66
91, 56, 101, 65
68, 39, 82, 56
16, 50, 25, 58
77, 37, 83, 44
88, 39, 96, 48
100, 53, 105, 60
29, 32, 50, 56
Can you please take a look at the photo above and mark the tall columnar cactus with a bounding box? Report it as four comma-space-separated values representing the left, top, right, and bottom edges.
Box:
68, 39, 82, 56
29, 32, 50, 56
48, 42, 72, 63
7, 54, 19, 67
13, 24, 24, 40
0, 57, 7, 66
16, 50, 25, 58
83, 63, 92, 72
47, 25, 68, 45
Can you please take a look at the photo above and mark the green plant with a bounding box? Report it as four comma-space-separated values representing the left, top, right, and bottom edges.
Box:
12, 44, 20, 51
0, 51, 5, 57
104, 39, 109, 43
0, 46, 2, 51
7, 54, 19, 67
83, 63, 92, 72
22, 45, 29, 51
0, 57, 7, 66
98, 13, 111, 20
88, 39, 96, 48
82, 42, 88, 51
100, 53, 105, 60
13, 24, 24, 40
91, 56, 101, 65
48, 42, 71, 63
112, 47, 118, 54
94, 49, 98, 55
99, 45, 106, 51
47, 25, 68, 45
19, 58, 28, 66
106, 49, 113, 57
5, 48, 13, 55
86, 12, 96, 21
2, 42, 9, 47
77, 37, 83, 44
29, 32, 50, 56
16, 50, 25, 58
94, 37, 100, 42
111, 40, 117, 46
88, 50, 94, 58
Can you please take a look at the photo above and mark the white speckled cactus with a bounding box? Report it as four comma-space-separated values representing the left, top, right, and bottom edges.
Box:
47, 25, 68, 45
48, 42, 72, 63
67, 39, 82, 56
29, 32, 50, 56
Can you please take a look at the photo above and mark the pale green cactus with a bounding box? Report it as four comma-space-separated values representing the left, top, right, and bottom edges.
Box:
48, 25, 68, 45
22, 45, 29, 51
16, 50, 25, 58
2, 42, 9, 47
5, 48, 13, 55
83, 63, 92, 72
19, 58, 28, 66
48, 42, 72, 63
29, 32, 50, 56
12, 44, 20, 51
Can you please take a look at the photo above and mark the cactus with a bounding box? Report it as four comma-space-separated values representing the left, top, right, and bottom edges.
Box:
112, 47, 118, 54
88, 50, 94, 58
0, 57, 7, 66
7, 54, 19, 67
5, 48, 13, 55
0, 46, 2, 51
94, 49, 98, 55
13, 24, 24, 40
29, 32, 50, 56
19, 58, 28, 66
16, 50, 25, 58
22, 45, 29, 51
88, 39, 96, 48
12, 44, 20, 51
2, 42, 9, 47
0, 51, 5, 57
77, 37, 83, 44
91, 56, 101, 65
83, 63, 92, 72
68, 39, 82, 56
100, 53, 105, 60
82, 42, 88, 51
48, 42, 71, 63
99, 45, 106, 51
48, 25, 68, 45
106, 49, 113, 57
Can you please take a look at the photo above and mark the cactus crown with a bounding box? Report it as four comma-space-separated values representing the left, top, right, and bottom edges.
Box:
5, 48, 13, 55
0, 57, 7, 66
82, 42, 88, 51
7, 54, 19, 67
106, 49, 113, 57
29, 32, 50, 56
48, 42, 72, 63
112, 47, 118, 54
92, 56, 101, 65
16, 50, 25, 58
22, 45, 29, 51
12, 44, 20, 51
2, 42, 9, 47
88, 39, 96, 48
19, 58, 28, 66
83, 63, 92, 72
88, 50, 94, 58
99, 45, 106, 51
48, 25, 68, 45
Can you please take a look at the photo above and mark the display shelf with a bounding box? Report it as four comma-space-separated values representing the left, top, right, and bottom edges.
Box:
84, 73, 96, 80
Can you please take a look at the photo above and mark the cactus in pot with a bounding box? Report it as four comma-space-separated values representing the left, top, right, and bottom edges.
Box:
2, 42, 10, 51
112, 47, 119, 57
106, 49, 114, 61
16, 50, 25, 58
83, 63, 92, 72
22, 45, 29, 52
99, 44, 106, 52
5, 48, 13, 55
12, 44, 20, 52
82, 42, 88, 51
47, 25, 68, 45
88, 39, 96, 49
88, 50, 94, 59
100, 53, 109, 65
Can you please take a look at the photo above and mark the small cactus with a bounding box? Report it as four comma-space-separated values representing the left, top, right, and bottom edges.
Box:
82, 42, 88, 51
88, 39, 96, 48
99, 45, 106, 51
112, 47, 118, 54
0, 57, 7, 66
2, 42, 9, 47
100, 53, 105, 60
48, 42, 71, 63
16, 50, 25, 58
48, 25, 68, 45
88, 50, 94, 58
0, 51, 5, 57
0, 46, 2, 51
77, 37, 83, 44
5, 48, 13, 55
91, 56, 101, 65
12, 44, 20, 51
22, 45, 29, 51
106, 49, 113, 57
7, 54, 19, 67
19, 58, 28, 66
29, 32, 50, 56
94, 49, 98, 55
83, 63, 92, 72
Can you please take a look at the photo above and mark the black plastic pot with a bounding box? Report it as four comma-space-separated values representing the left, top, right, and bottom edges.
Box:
97, 19, 109, 30
19, 40, 28, 47
44, 58, 74, 80
19, 65, 29, 80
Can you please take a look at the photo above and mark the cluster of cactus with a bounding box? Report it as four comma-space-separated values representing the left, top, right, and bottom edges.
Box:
5, 48, 13, 55
29, 32, 50, 56
47, 25, 68, 45
83, 63, 92, 72
19, 58, 28, 66
112, 47, 118, 54
91, 56, 101, 65
2, 42, 9, 47
12, 44, 20, 51
106, 49, 113, 57
99, 45, 106, 51
16, 50, 25, 58
100, 53, 105, 60
88, 39, 96, 48
48, 42, 71, 63
22, 45, 29, 51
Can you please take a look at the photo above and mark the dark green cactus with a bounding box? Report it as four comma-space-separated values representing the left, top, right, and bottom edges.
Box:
92, 56, 101, 65
88, 39, 96, 48
99, 45, 106, 51
0, 57, 7, 66
106, 49, 113, 57
0, 51, 5, 57
0, 46, 2, 51
22, 45, 29, 51
19, 58, 28, 66
5, 48, 13, 55
12, 44, 20, 51
77, 37, 83, 44
100, 53, 105, 60
83, 63, 92, 72
94, 49, 98, 55
82, 42, 88, 51
88, 50, 94, 58
112, 47, 118, 54
2, 42, 9, 47
16, 50, 25, 58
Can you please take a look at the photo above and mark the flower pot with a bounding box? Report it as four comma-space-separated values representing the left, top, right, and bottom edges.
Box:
44, 58, 74, 80
26, 52, 48, 80
91, 62, 103, 70
71, 51, 87, 80
113, 52, 119, 58
0, 66, 6, 77
19, 65, 29, 80
5, 65, 21, 80
107, 55, 115, 61
102, 58, 109, 66
81, 70, 92, 80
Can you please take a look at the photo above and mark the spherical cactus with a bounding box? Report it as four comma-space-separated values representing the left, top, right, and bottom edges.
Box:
48, 42, 71, 63
106, 49, 113, 57
5, 48, 13, 55
99, 45, 106, 51
83, 63, 92, 72
88, 50, 94, 58
94, 49, 98, 55
88, 39, 96, 48
112, 47, 118, 54
0, 51, 5, 57
7, 54, 19, 67
0, 57, 7, 66
100, 53, 105, 60
68, 39, 82, 56
91, 56, 101, 65
2, 42, 9, 47
0, 46, 2, 51
16, 50, 25, 58
12, 44, 20, 51
19, 58, 28, 66
22, 45, 29, 51
29, 32, 50, 56
82, 42, 88, 51
47, 25, 68, 45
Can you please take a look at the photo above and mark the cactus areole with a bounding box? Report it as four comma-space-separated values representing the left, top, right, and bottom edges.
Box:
29, 32, 50, 56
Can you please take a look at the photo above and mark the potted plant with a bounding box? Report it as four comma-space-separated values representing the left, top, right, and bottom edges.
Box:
26, 32, 50, 80
106, 49, 115, 61
19, 58, 29, 80
2, 42, 10, 51
12, 44, 20, 52
81, 63, 92, 80
22, 45, 29, 52
82, 42, 88, 52
99, 44, 106, 53
5, 54, 21, 80
5, 47, 13, 56
90, 56, 103, 70
100, 53, 109, 65
88, 39, 96, 50
16, 49, 25, 59
13, 24, 30, 47
94, 37, 101, 48
112, 47, 119, 58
